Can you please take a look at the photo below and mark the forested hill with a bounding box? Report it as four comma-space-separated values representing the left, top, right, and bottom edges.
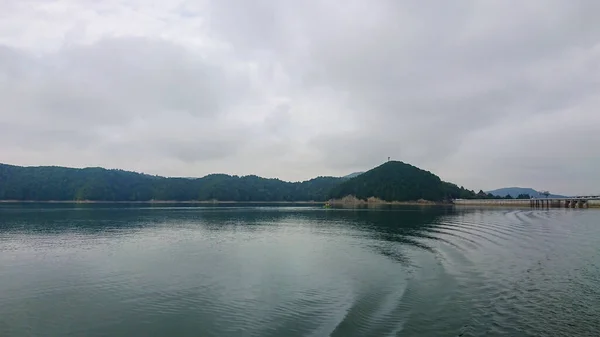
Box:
0, 164, 342, 202
0, 162, 480, 202
328, 161, 477, 202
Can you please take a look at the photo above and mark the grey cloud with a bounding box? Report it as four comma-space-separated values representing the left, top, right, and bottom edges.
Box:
1, 0, 599, 194
263, 103, 292, 135
59, 38, 244, 118
0, 124, 98, 152
0, 36, 257, 168
235, 0, 600, 193
1, 38, 239, 125
152, 138, 244, 163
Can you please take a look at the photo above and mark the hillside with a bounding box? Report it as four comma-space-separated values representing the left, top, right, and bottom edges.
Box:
328, 161, 476, 202
486, 187, 567, 199
342, 172, 364, 179
0, 164, 342, 202
0, 161, 483, 203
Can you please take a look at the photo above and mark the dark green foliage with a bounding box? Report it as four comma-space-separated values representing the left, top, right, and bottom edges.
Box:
516, 194, 531, 199
477, 190, 488, 198
0, 163, 342, 202
328, 161, 478, 202
471, 190, 505, 200
0, 161, 488, 202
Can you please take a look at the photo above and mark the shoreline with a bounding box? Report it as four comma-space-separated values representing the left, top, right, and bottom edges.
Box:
0, 198, 450, 207
454, 199, 600, 208
2, 199, 598, 208
327, 195, 449, 207
0, 200, 324, 204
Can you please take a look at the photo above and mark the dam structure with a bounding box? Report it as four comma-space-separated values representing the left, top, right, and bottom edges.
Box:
529, 196, 600, 208
454, 196, 600, 208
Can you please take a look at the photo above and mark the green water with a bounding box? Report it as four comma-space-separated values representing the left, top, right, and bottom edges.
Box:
1, 204, 599, 336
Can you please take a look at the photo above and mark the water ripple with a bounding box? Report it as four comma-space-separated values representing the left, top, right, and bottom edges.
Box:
1, 206, 600, 336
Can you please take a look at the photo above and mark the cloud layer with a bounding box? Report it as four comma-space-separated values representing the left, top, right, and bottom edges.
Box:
1, 0, 599, 194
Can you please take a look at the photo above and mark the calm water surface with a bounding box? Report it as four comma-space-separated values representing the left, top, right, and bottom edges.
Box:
1, 204, 599, 336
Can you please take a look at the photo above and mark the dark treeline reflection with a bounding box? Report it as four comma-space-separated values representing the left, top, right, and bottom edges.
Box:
0, 203, 477, 266
0, 204, 458, 253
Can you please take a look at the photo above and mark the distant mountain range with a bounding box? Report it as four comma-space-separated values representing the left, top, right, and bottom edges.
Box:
486, 187, 568, 199
342, 172, 364, 179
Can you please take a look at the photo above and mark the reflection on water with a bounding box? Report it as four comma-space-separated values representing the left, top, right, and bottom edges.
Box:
1, 204, 599, 337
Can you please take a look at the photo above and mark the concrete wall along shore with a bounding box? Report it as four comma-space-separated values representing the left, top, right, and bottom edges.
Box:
588, 200, 600, 208
454, 199, 530, 207
455, 199, 600, 208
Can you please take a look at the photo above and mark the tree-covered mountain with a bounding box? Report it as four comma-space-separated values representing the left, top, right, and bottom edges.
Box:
0, 163, 342, 202
328, 161, 477, 202
0, 161, 488, 202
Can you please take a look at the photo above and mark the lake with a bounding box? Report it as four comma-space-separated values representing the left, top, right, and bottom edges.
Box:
1, 204, 599, 336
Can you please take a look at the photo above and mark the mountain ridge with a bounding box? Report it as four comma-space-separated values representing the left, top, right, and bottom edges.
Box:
1, 162, 568, 203
486, 187, 567, 198
0, 161, 479, 202
0, 163, 343, 202
342, 171, 364, 179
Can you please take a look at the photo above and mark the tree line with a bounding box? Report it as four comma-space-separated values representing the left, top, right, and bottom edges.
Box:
473, 190, 531, 200
0, 162, 527, 202
0, 164, 341, 202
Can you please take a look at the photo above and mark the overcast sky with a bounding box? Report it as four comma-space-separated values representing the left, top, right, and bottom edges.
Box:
1, 0, 599, 195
